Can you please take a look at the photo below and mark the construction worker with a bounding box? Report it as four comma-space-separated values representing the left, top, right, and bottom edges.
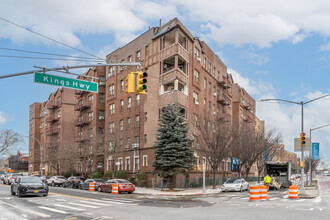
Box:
263, 174, 272, 191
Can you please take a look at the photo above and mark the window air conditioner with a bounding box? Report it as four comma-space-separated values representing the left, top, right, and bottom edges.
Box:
196, 101, 199, 105
213, 112, 216, 115
132, 143, 139, 148
99, 116, 105, 120
213, 93, 217, 97
126, 145, 130, 149
99, 82, 105, 85
197, 57, 201, 62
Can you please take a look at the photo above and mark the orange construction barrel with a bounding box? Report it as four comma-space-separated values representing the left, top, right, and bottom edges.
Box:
89, 182, 95, 191
112, 184, 119, 194
288, 185, 298, 199
249, 185, 260, 201
259, 185, 268, 200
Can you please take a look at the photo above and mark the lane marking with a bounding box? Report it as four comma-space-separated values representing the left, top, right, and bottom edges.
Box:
68, 202, 99, 208
54, 204, 85, 211
39, 206, 68, 214
0, 200, 51, 218
81, 200, 111, 206
101, 198, 137, 203
49, 192, 92, 200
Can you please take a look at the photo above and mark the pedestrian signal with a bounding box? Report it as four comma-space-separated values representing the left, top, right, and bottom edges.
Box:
300, 132, 306, 146
136, 71, 148, 95
125, 73, 135, 93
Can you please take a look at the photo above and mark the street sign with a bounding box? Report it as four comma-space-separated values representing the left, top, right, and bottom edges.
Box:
312, 143, 320, 160
34, 72, 98, 93
294, 137, 311, 152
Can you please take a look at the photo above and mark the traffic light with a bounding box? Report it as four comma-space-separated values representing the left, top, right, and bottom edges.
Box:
136, 71, 148, 95
125, 73, 135, 93
300, 132, 306, 146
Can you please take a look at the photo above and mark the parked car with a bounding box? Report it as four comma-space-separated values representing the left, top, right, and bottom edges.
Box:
11, 176, 48, 197
63, 176, 86, 188
221, 178, 249, 192
47, 176, 67, 186
3, 173, 23, 185
78, 178, 105, 190
97, 179, 135, 194
29, 175, 47, 183
0, 174, 5, 182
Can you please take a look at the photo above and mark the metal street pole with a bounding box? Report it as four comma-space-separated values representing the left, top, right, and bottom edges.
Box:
308, 124, 330, 185
202, 162, 206, 193
260, 94, 330, 194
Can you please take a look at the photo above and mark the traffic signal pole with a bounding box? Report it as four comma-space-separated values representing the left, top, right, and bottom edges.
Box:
300, 102, 305, 194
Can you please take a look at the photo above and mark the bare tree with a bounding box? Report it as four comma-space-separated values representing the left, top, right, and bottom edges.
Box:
304, 154, 321, 183
235, 126, 282, 181
0, 129, 22, 157
44, 142, 61, 175
193, 116, 236, 189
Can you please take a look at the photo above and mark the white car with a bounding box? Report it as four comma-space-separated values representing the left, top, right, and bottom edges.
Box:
221, 178, 249, 192
47, 176, 67, 186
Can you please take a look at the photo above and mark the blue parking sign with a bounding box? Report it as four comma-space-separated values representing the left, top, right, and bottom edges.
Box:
312, 143, 320, 160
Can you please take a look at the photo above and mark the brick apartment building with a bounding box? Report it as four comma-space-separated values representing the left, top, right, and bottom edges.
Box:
29, 88, 75, 175
28, 18, 263, 180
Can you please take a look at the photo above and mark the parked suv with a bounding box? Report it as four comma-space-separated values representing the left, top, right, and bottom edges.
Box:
63, 176, 86, 188
47, 176, 66, 186
3, 173, 23, 185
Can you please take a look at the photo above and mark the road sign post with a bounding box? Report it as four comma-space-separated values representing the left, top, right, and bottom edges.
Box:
34, 72, 98, 93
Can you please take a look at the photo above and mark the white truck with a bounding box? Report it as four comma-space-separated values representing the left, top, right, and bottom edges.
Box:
264, 161, 292, 189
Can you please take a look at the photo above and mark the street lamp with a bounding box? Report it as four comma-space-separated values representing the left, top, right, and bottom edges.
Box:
24, 136, 43, 176
260, 94, 330, 194
308, 124, 330, 185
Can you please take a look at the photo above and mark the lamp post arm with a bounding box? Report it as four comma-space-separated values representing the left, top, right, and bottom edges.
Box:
311, 124, 330, 132
260, 98, 301, 105
304, 94, 330, 105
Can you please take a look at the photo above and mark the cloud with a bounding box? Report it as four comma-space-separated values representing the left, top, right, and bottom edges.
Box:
319, 42, 330, 51
228, 68, 261, 96
0, 112, 7, 124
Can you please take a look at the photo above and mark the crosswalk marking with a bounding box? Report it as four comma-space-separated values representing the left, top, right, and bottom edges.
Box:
25, 209, 51, 218
81, 200, 112, 206
101, 198, 137, 203
68, 202, 100, 208
53, 204, 85, 211
39, 206, 68, 214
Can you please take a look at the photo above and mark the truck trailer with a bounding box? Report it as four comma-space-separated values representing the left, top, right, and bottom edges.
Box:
264, 161, 292, 188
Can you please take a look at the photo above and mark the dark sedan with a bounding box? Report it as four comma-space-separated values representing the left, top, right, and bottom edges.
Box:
11, 176, 48, 197
63, 176, 86, 188
78, 178, 105, 190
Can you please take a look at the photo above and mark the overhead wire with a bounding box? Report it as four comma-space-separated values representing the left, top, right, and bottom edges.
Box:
0, 55, 103, 62
0, 47, 104, 61
0, 16, 105, 61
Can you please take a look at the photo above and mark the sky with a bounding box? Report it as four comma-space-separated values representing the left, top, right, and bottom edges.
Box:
1, 0, 330, 164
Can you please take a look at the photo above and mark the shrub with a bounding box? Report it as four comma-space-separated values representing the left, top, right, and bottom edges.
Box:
114, 170, 127, 179
104, 170, 113, 179
134, 172, 147, 187
91, 171, 101, 178
63, 170, 77, 178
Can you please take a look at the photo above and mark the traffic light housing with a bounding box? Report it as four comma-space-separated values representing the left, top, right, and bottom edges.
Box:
137, 71, 148, 95
300, 132, 306, 146
125, 73, 135, 93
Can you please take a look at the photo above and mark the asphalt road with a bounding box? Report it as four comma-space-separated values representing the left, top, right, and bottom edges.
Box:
0, 177, 329, 219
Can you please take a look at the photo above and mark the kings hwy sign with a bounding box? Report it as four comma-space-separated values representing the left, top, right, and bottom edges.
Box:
34, 72, 98, 93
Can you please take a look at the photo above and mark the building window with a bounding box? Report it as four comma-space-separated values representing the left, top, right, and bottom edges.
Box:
120, 100, 124, 111
108, 66, 115, 78
164, 81, 174, 92
126, 157, 130, 170
88, 95, 93, 104
136, 94, 140, 106
135, 136, 140, 144
194, 47, 200, 61
204, 78, 206, 89
136, 50, 141, 62
77, 163, 82, 172
119, 139, 123, 149
208, 63, 211, 73
134, 157, 139, 170
120, 59, 124, 71
109, 84, 115, 96
127, 117, 131, 129
127, 138, 131, 148
203, 58, 207, 69
107, 160, 112, 171
135, 115, 140, 127
120, 80, 124, 92
128, 55, 132, 63
88, 112, 93, 121
144, 134, 147, 143
145, 45, 149, 56
118, 158, 123, 170
109, 103, 115, 114
99, 111, 104, 120
145, 112, 147, 121
99, 93, 105, 103
120, 120, 124, 131
127, 97, 131, 108
143, 155, 148, 167
88, 128, 93, 138
57, 96, 61, 105
109, 122, 115, 133
57, 110, 61, 118
209, 101, 211, 112
193, 92, 199, 104
194, 69, 200, 83
57, 124, 61, 132
208, 82, 212, 93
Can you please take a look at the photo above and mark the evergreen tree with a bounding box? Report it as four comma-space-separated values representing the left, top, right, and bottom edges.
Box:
153, 103, 195, 189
